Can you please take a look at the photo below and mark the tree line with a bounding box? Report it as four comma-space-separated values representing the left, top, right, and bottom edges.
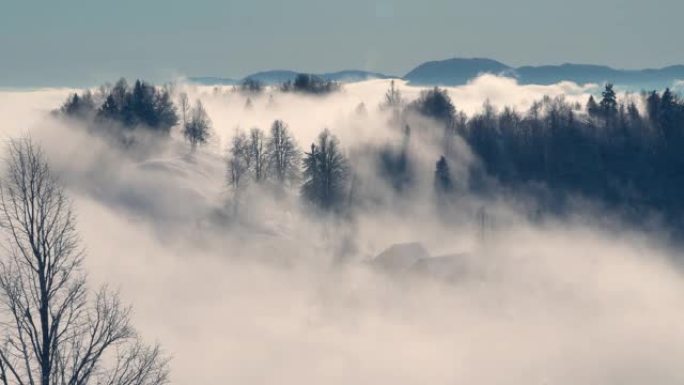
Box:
408, 83, 684, 230
60, 79, 178, 134
57, 78, 684, 229
237, 74, 341, 95
226, 121, 350, 212
280, 74, 340, 95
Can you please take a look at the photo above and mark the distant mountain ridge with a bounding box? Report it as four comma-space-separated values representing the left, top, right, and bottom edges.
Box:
189, 58, 684, 89
403, 58, 513, 86
188, 76, 239, 85
404, 58, 684, 88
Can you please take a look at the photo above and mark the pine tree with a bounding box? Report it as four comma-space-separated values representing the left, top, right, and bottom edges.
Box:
153, 88, 179, 133
382, 79, 403, 109
599, 83, 618, 121
131, 80, 154, 127
434, 155, 453, 194
410, 87, 456, 126
183, 100, 212, 150
93, 78, 177, 133
378, 124, 413, 193
60, 92, 95, 118
97, 94, 120, 122
646, 90, 661, 123
586, 95, 600, 117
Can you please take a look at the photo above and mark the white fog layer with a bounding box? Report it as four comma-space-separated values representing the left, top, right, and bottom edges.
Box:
1, 77, 683, 385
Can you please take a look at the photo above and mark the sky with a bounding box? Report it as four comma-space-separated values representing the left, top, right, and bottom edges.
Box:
1, 0, 683, 87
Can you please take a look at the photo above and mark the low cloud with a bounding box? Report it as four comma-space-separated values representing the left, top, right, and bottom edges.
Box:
0, 76, 681, 384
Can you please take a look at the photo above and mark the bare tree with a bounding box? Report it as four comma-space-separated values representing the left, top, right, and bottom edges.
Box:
381, 80, 403, 110
178, 92, 190, 128
0, 139, 169, 385
182, 100, 212, 151
248, 128, 268, 183
267, 120, 300, 186
227, 130, 251, 192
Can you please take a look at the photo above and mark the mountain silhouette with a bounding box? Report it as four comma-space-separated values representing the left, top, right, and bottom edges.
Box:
403, 58, 513, 85
403, 58, 684, 88
187, 76, 239, 85
190, 58, 684, 89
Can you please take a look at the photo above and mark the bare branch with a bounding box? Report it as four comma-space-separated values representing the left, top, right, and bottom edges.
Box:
0, 138, 169, 385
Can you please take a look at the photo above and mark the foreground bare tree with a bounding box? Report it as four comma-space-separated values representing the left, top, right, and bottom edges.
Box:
0, 139, 169, 385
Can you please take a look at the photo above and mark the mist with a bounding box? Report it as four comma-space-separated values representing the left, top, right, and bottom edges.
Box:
1, 76, 683, 385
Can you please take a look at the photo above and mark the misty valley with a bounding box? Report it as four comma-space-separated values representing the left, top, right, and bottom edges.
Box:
1, 73, 684, 384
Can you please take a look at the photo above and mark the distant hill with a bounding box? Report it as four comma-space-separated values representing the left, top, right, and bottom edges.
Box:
190, 58, 684, 90
321, 70, 394, 83
514, 63, 622, 85
404, 58, 513, 86
515, 63, 684, 89
189, 70, 395, 86
403, 58, 684, 89
187, 76, 238, 86
244, 70, 300, 84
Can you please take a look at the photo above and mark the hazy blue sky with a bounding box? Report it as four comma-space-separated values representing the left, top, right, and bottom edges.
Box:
2, 0, 682, 86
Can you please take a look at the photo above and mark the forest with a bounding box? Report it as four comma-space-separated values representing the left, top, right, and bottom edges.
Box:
57, 76, 684, 235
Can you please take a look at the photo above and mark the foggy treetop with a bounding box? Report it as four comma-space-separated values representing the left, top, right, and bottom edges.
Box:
57, 79, 684, 236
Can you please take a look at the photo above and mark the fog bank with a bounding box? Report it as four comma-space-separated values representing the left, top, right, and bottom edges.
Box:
1, 76, 682, 385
